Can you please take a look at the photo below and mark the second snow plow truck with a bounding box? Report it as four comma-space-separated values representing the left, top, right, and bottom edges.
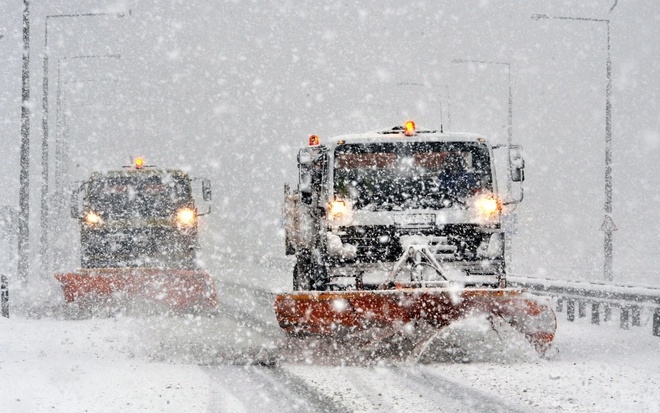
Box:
55, 157, 217, 311
276, 121, 556, 355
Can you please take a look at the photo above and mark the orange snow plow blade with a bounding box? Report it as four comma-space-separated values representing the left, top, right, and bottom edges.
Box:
55, 268, 218, 311
274, 286, 556, 354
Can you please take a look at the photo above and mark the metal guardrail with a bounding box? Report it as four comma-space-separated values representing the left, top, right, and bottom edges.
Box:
509, 275, 660, 337
1, 274, 8, 318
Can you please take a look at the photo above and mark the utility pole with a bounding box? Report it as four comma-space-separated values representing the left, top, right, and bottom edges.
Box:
51, 54, 121, 272
18, 0, 31, 286
1, 34, 9, 315
39, 11, 127, 278
532, 14, 616, 281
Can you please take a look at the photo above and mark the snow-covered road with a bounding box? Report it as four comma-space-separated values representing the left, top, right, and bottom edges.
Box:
1, 257, 658, 412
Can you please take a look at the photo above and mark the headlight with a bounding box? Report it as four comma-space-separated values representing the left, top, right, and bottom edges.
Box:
473, 194, 501, 221
327, 199, 353, 227
176, 208, 196, 226
329, 200, 349, 217
85, 211, 102, 225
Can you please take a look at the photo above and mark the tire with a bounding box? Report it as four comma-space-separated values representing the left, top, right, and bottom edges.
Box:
81, 254, 101, 269
497, 260, 507, 288
293, 254, 312, 291
179, 249, 199, 270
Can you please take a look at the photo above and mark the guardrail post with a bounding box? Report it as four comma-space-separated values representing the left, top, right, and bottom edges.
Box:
1, 274, 8, 318
591, 302, 600, 325
510, 278, 660, 335
578, 301, 587, 318
604, 304, 612, 322
567, 299, 575, 322
620, 307, 629, 330
631, 306, 641, 327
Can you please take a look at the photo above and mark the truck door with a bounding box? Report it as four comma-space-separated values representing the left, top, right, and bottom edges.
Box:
298, 147, 327, 209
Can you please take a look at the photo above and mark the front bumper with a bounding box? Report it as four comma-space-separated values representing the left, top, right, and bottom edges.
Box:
325, 224, 504, 275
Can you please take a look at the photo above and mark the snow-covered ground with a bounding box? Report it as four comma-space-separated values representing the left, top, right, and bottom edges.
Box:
1, 258, 658, 413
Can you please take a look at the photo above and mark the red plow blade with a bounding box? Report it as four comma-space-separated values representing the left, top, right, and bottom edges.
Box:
274, 287, 556, 355
55, 268, 218, 311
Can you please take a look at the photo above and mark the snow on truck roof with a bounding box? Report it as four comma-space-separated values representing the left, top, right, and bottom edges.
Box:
89, 167, 190, 180
312, 123, 490, 148
88, 157, 190, 180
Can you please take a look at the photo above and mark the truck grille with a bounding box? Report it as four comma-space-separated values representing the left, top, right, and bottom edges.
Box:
335, 224, 488, 263
81, 226, 197, 268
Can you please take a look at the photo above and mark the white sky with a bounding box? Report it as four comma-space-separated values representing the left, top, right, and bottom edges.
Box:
0, 0, 658, 285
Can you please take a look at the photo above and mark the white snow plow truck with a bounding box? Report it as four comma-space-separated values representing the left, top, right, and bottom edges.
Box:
275, 121, 556, 355
55, 157, 217, 311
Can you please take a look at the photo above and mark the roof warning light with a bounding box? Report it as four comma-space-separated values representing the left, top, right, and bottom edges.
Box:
404, 120, 416, 136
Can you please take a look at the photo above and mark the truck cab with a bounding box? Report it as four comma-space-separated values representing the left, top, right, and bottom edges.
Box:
284, 122, 524, 290
71, 158, 212, 270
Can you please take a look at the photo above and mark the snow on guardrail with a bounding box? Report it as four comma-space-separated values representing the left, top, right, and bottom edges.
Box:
508, 275, 660, 337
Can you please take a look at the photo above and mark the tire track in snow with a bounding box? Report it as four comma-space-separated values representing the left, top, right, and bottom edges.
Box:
206, 278, 352, 412
204, 365, 350, 413
210, 261, 536, 412
384, 367, 536, 413
285, 365, 537, 413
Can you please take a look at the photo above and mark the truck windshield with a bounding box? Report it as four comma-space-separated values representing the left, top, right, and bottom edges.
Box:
334, 142, 492, 210
88, 174, 191, 219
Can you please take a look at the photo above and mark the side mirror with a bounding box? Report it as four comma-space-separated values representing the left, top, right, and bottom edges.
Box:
70, 181, 85, 218
297, 147, 326, 206
298, 151, 313, 165
202, 178, 212, 201
299, 171, 312, 204
511, 168, 524, 182
509, 145, 525, 182
298, 149, 314, 205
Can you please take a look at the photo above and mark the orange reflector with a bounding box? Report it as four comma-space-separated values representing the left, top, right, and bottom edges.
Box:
309, 135, 320, 146
404, 120, 416, 136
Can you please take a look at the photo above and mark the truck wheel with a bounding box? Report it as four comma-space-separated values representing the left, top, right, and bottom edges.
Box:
294, 250, 329, 291
497, 265, 507, 288
293, 255, 312, 291
81, 254, 100, 269
180, 250, 199, 270
285, 234, 295, 256
309, 249, 329, 291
